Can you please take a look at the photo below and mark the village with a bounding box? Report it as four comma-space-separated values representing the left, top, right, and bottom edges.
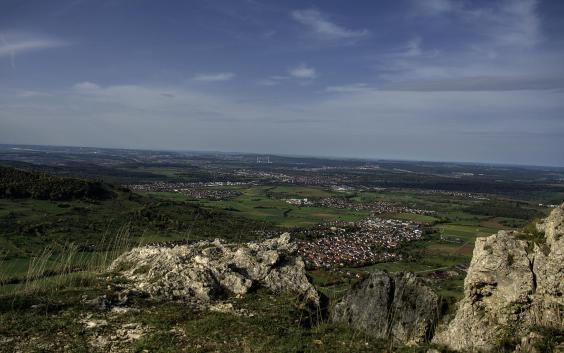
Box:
296, 218, 424, 269
125, 181, 245, 200
285, 197, 435, 216
233, 169, 346, 185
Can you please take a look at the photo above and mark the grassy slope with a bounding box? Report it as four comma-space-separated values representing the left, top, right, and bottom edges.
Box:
0, 284, 435, 353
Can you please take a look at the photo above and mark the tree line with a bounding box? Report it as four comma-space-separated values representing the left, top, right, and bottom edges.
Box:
0, 165, 115, 201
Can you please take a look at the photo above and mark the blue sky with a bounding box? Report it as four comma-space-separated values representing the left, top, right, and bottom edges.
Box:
1, 0, 563, 166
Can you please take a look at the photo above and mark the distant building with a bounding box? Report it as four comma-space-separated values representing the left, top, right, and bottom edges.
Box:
256, 155, 271, 164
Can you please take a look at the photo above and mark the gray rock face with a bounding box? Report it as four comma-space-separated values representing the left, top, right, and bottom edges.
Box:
433, 204, 564, 352
332, 270, 440, 344
108, 233, 319, 305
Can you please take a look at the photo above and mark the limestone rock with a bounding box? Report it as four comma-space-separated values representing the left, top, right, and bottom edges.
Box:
332, 270, 440, 344
433, 204, 564, 352
108, 233, 319, 306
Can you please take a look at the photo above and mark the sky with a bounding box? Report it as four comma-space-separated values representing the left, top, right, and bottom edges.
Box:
1, 0, 563, 166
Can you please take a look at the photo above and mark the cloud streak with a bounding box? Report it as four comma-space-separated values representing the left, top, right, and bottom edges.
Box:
291, 9, 369, 40
412, 0, 540, 49
381, 75, 564, 92
73, 81, 101, 91
0, 33, 68, 67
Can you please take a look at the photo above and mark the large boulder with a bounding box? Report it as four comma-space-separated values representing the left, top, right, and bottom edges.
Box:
108, 233, 319, 306
433, 204, 564, 352
332, 270, 440, 344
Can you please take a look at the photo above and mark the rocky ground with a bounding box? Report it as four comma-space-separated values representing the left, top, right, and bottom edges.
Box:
1, 205, 562, 352
108, 232, 319, 306
433, 204, 564, 352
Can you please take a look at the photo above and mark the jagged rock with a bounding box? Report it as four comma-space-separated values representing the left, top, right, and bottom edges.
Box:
332, 270, 440, 344
108, 233, 319, 306
433, 204, 564, 352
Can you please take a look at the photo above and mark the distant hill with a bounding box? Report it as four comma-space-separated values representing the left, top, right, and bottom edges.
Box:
0, 165, 116, 201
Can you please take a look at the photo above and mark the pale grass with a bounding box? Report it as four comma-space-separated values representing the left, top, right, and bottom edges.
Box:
1, 224, 138, 296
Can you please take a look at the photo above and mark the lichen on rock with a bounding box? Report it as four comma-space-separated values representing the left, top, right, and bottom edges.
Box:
108, 233, 319, 306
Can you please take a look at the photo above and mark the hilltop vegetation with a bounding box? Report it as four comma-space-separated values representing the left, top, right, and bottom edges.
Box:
0, 165, 273, 261
0, 165, 115, 201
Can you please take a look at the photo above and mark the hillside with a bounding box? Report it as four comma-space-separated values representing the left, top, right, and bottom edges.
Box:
0, 165, 116, 201
0, 166, 273, 260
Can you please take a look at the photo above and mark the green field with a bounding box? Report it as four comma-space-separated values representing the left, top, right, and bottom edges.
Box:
1, 183, 548, 294
148, 186, 371, 227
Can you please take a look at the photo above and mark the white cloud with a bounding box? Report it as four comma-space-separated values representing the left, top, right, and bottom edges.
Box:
381, 75, 564, 92
1, 81, 563, 165
0, 37, 66, 58
73, 81, 101, 91
288, 64, 316, 79
411, 0, 457, 16
412, 0, 540, 49
481, 0, 540, 48
368, 0, 548, 90
291, 9, 369, 40
0, 33, 68, 67
193, 72, 235, 82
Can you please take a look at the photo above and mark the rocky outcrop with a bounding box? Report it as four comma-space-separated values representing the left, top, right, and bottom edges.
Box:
332, 270, 440, 344
433, 204, 564, 352
108, 233, 319, 306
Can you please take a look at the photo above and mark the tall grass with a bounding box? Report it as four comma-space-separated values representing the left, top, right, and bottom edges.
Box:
0, 224, 137, 297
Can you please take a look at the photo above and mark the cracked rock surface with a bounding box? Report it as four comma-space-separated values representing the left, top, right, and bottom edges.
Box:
433, 204, 564, 352
332, 270, 440, 345
108, 233, 319, 306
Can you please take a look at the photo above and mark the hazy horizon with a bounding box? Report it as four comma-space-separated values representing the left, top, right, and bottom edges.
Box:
1, 0, 564, 166
3, 142, 564, 169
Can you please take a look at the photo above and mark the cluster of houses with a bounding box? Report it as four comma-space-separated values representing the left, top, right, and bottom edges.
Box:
127, 181, 248, 192
125, 182, 244, 200
418, 189, 489, 200
313, 198, 435, 216
538, 203, 560, 208
283, 196, 434, 217
177, 188, 242, 201
296, 218, 424, 269
233, 169, 346, 185
285, 198, 313, 206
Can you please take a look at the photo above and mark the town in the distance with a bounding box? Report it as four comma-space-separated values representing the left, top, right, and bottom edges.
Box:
1, 144, 563, 352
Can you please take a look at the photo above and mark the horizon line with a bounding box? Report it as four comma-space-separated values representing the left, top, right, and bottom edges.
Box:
0, 142, 563, 169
